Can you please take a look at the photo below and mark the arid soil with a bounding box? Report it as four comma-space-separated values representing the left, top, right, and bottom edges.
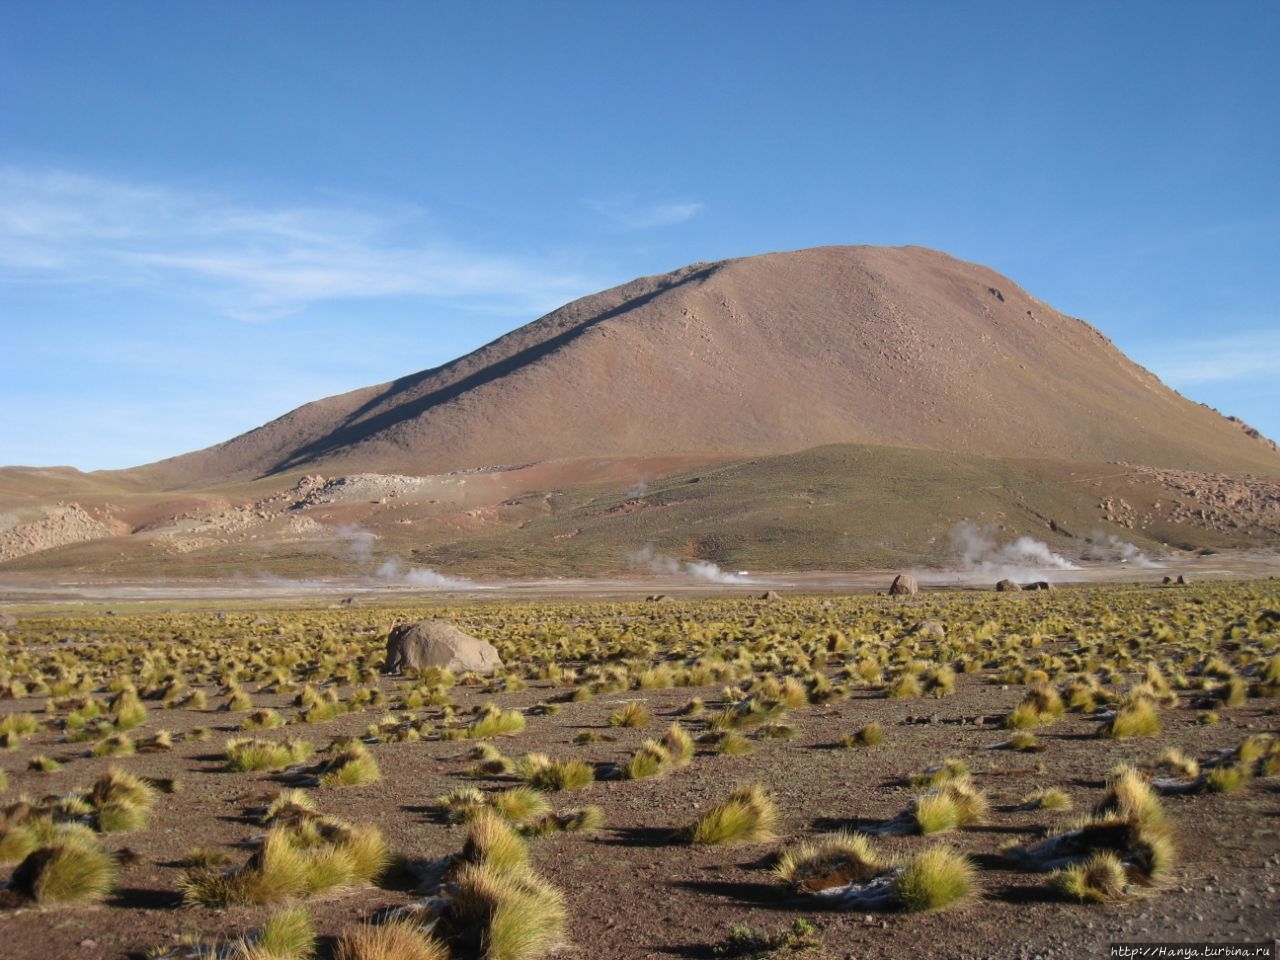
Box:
0, 584, 1277, 959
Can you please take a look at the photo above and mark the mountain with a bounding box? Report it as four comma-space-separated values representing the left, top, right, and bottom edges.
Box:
126, 245, 1280, 489
3, 245, 1279, 579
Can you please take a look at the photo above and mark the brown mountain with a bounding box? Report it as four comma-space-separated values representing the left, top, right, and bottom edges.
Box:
127, 245, 1280, 490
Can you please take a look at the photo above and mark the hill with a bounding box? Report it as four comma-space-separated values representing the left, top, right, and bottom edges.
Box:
124, 245, 1280, 489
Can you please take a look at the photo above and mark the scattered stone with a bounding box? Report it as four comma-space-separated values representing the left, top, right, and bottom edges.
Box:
888, 573, 918, 596
384, 619, 503, 675
913, 619, 946, 638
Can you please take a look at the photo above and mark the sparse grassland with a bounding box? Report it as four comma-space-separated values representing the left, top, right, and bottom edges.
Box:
0, 580, 1276, 958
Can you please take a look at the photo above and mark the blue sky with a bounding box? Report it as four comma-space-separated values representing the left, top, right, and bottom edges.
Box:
2, 2, 1278, 471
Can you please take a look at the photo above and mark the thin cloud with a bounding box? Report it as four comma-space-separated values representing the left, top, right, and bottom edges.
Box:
1135, 328, 1280, 385
0, 166, 594, 320
588, 197, 705, 231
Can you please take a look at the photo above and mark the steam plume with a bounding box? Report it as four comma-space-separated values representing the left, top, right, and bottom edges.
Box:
950, 522, 1078, 579
629, 543, 751, 584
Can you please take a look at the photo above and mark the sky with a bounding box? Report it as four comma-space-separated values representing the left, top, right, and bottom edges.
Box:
2, 2, 1278, 471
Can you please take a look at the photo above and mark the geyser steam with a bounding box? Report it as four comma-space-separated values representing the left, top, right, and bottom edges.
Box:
629, 544, 751, 584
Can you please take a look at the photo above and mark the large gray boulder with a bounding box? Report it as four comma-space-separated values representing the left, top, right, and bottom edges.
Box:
995, 579, 1023, 592
888, 574, 919, 596
384, 620, 503, 675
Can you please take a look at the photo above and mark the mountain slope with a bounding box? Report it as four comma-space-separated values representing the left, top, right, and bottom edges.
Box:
127, 245, 1280, 488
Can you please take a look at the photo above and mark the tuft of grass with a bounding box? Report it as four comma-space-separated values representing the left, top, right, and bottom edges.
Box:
893, 846, 977, 912
608, 702, 652, 728
715, 732, 755, 756
332, 919, 448, 960
525, 758, 595, 792
226, 736, 316, 772
1206, 762, 1253, 794
1097, 767, 1165, 827
27, 754, 61, 772
661, 723, 696, 766
685, 784, 778, 845
1052, 851, 1129, 903
10, 835, 118, 904
491, 786, 554, 824
558, 805, 606, 833
459, 810, 531, 874
774, 831, 884, 891
909, 758, 970, 788
465, 707, 526, 739
241, 905, 318, 960
624, 741, 672, 780
1022, 787, 1072, 811
911, 792, 960, 835
319, 744, 382, 787
92, 732, 136, 757
242, 708, 287, 731
1099, 700, 1160, 739
445, 861, 567, 960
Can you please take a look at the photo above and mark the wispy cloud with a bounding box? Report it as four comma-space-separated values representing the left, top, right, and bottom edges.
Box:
588, 196, 705, 231
1134, 328, 1280, 385
0, 166, 595, 320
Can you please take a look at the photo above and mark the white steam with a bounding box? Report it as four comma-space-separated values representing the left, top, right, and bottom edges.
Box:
951, 522, 1079, 579
629, 543, 751, 584
333, 524, 377, 564
1081, 532, 1161, 568
374, 558, 478, 590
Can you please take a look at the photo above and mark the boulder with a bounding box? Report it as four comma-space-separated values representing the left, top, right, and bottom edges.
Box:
760, 590, 781, 601
1022, 581, 1054, 591
995, 579, 1022, 592
384, 620, 502, 675
888, 574, 919, 597
914, 619, 947, 638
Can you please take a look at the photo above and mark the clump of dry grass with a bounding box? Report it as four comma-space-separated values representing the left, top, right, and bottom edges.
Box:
7, 832, 117, 904
774, 831, 885, 892
333, 919, 447, 960
684, 785, 778, 845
